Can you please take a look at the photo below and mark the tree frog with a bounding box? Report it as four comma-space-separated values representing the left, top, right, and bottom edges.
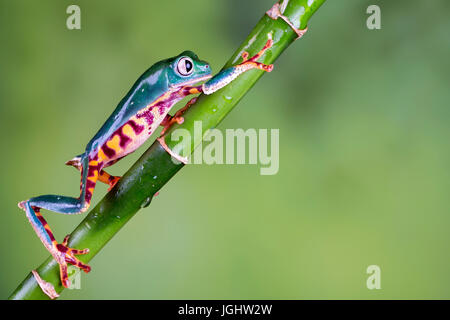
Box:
18, 37, 274, 293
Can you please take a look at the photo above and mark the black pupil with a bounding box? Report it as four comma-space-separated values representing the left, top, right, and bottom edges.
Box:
185, 60, 192, 73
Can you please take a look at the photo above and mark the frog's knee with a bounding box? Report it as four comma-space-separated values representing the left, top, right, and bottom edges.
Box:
18, 200, 28, 211
65, 154, 84, 170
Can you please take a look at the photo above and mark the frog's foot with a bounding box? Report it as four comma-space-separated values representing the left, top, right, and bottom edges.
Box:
98, 170, 121, 192
107, 176, 121, 192
238, 36, 274, 72
266, 2, 308, 39
53, 234, 91, 288
31, 270, 59, 299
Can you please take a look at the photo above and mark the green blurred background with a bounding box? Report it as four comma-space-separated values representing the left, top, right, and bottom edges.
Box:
1, 0, 449, 299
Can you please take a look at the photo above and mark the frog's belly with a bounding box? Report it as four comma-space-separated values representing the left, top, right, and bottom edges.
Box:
98, 105, 169, 166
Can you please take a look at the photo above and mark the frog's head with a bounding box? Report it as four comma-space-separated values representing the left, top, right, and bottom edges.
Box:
166, 51, 212, 89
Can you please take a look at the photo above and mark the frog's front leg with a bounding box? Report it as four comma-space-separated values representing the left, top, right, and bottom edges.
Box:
157, 91, 201, 163
159, 96, 199, 137
18, 154, 99, 290
202, 36, 274, 95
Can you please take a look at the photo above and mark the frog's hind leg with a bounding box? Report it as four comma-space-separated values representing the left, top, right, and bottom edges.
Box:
67, 155, 121, 191
18, 154, 99, 289
18, 201, 91, 290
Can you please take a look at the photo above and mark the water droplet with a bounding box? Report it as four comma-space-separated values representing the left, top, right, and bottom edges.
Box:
153, 175, 157, 179
140, 197, 152, 208
223, 95, 232, 101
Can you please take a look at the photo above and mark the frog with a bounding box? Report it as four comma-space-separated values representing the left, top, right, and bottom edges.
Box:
18, 36, 274, 294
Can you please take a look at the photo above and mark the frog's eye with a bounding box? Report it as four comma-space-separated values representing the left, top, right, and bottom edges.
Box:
177, 57, 194, 76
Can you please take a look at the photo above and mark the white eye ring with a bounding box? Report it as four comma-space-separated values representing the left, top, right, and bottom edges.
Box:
177, 57, 194, 76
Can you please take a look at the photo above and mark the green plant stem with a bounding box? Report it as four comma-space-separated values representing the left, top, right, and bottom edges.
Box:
9, 0, 326, 300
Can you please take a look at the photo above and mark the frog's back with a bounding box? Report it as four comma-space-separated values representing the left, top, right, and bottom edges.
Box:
85, 62, 170, 158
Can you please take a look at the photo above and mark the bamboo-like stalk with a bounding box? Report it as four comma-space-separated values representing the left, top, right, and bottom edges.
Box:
9, 0, 326, 300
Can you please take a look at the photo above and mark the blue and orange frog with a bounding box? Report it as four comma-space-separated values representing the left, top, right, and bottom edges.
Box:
18, 36, 274, 297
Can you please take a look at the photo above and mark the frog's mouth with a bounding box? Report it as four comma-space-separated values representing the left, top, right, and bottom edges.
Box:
172, 74, 212, 89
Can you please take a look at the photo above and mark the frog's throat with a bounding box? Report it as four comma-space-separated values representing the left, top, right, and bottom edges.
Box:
171, 74, 212, 90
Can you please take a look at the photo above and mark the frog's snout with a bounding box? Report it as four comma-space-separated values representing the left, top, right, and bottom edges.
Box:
198, 61, 212, 76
